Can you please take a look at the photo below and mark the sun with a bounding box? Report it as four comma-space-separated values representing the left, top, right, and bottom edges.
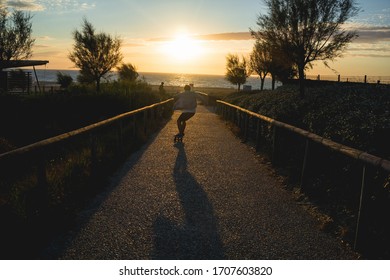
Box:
161, 32, 204, 62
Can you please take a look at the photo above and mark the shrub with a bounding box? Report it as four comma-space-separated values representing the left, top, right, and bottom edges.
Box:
223, 83, 390, 159
56, 72, 73, 89
0, 80, 172, 151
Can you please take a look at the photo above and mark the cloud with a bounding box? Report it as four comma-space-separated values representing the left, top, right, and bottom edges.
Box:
347, 26, 390, 59
123, 43, 145, 48
194, 32, 252, 41
36, 35, 55, 40
5, 0, 44, 11
4, 0, 97, 13
43, 0, 95, 12
149, 32, 253, 42
347, 53, 390, 58
34, 44, 51, 49
122, 37, 148, 48
348, 45, 390, 53
355, 26, 390, 43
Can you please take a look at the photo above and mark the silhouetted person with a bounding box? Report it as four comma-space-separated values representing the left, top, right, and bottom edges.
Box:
159, 82, 165, 94
173, 85, 197, 140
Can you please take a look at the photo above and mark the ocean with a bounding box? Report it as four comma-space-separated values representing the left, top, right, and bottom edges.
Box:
31, 69, 390, 90
32, 69, 281, 90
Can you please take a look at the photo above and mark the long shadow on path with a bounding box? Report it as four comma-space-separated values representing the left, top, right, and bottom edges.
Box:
152, 143, 224, 259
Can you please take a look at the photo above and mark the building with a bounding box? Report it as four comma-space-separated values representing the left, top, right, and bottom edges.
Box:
0, 60, 49, 94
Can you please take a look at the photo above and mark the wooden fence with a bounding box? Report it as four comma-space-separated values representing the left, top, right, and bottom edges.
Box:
305, 75, 390, 84
216, 100, 390, 258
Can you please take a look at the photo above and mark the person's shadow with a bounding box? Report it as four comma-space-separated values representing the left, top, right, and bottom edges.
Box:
152, 143, 224, 259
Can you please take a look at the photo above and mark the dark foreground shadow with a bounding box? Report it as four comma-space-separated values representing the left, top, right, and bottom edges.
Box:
152, 143, 224, 259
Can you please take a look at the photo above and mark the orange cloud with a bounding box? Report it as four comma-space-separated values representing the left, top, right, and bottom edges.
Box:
148, 32, 252, 42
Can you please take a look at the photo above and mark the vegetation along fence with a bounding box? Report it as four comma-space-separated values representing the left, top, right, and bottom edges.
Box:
305, 74, 390, 85
216, 100, 390, 259
0, 98, 174, 255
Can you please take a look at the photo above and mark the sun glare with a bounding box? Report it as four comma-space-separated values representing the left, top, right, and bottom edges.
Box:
161, 32, 204, 62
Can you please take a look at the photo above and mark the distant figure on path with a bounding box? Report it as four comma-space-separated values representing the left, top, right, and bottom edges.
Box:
159, 82, 165, 94
173, 84, 197, 141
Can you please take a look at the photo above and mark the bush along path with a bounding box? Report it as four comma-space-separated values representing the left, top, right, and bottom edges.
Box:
44, 105, 359, 259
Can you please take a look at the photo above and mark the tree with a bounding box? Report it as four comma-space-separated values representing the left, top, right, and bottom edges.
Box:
250, 41, 271, 90
267, 41, 297, 89
251, 0, 359, 97
56, 72, 73, 89
225, 54, 250, 91
250, 40, 295, 90
117, 63, 139, 82
0, 7, 35, 65
69, 18, 123, 93
76, 68, 95, 84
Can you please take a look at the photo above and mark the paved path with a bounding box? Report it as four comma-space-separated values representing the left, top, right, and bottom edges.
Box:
49, 105, 358, 259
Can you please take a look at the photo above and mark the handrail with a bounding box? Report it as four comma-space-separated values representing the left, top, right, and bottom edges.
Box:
0, 98, 174, 160
217, 99, 390, 254
217, 100, 390, 172
196, 91, 218, 107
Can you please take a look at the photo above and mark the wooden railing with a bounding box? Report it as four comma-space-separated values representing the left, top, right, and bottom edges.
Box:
216, 100, 390, 257
196, 91, 218, 107
305, 74, 390, 84
0, 98, 174, 224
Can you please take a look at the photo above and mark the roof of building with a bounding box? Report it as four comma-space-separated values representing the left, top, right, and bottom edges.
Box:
0, 60, 49, 69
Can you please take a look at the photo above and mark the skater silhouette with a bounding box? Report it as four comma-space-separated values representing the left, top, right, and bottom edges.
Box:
173, 85, 197, 142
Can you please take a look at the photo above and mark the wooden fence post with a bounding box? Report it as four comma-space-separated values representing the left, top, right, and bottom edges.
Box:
300, 139, 310, 191
243, 113, 249, 142
90, 132, 98, 176
36, 154, 49, 211
132, 115, 137, 138
354, 164, 368, 251
255, 119, 261, 151
37, 156, 48, 191
272, 125, 279, 165
117, 120, 124, 156
143, 110, 148, 135
237, 110, 241, 129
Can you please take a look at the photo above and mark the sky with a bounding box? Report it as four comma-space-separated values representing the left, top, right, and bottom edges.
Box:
1, 0, 389, 76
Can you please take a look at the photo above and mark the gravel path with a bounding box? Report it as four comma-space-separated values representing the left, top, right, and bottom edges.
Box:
49, 105, 358, 259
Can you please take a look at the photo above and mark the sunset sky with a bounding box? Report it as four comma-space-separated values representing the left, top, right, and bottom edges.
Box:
1, 0, 389, 76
